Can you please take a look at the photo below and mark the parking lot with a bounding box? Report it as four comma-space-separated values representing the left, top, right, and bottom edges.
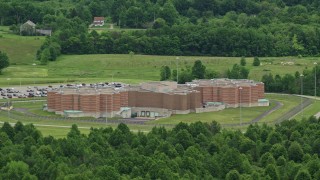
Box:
0, 82, 126, 100
0, 86, 49, 99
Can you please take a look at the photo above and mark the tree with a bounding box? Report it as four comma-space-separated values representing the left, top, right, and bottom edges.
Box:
226, 170, 241, 180
192, 60, 206, 79
153, 18, 167, 29
40, 48, 50, 65
240, 56, 246, 66
160, 65, 171, 81
1, 122, 15, 140
292, 34, 305, 56
96, 165, 120, 180
253, 57, 260, 66
288, 142, 304, 162
179, 69, 194, 84
159, 1, 179, 25
265, 164, 280, 180
0, 161, 35, 180
262, 73, 274, 92
294, 169, 312, 180
205, 69, 219, 79
0, 51, 9, 74
227, 64, 249, 79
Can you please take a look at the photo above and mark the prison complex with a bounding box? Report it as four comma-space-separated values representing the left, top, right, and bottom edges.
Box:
47, 79, 269, 118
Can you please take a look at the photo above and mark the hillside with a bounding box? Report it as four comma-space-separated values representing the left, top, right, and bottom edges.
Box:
1, 0, 320, 58
0, 26, 44, 65
48, 54, 320, 81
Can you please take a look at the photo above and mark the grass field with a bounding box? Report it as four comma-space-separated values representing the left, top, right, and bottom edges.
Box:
150, 105, 274, 125
0, 25, 320, 86
258, 94, 301, 123
47, 55, 320, 81
0, 26, 45, 65
290, 96, 320, 120
1, 53, 319, 86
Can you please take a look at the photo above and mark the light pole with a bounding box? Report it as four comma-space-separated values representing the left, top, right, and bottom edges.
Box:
300, 74, 304, 118
7, 78, 10, 119
176, 57, 179, 84
314, 62, 317, 101
106, 94, 108, 125
239, 87, 242, 126
7, 78, 10, 87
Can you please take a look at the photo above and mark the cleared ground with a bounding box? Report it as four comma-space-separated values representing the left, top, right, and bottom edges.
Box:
1, 53, 319, 86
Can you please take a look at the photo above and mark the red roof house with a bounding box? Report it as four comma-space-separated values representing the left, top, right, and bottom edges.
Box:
93, 17, 105, 26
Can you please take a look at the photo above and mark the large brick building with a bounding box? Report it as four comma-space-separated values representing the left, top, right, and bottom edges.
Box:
47, 79, 268, 118
189, 79, 266, 108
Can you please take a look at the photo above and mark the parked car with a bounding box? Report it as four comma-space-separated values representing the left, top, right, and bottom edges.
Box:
18, 95, 25, 98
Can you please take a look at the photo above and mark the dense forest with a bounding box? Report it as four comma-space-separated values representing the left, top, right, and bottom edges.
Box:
0, 118, 320, 179
1, 0, 320, 59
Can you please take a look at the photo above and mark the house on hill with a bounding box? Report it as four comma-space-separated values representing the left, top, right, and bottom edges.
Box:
20, 20, 36, 35
93, 17, 105, 26
20, 20, 52, 36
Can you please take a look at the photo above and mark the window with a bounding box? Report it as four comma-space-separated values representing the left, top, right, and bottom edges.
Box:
146, 111, 150, 117
141, 111, 145, 117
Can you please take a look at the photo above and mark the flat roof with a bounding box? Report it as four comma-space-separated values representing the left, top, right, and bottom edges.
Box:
258, 99, 269, 102
187, 78, 263, 87
64, 110, 83, 113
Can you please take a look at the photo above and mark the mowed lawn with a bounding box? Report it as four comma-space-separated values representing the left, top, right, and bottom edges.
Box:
1, 54, 319, 86
149, 104, 273, 125
47, 54, 320, 82
0, 26, 45, 65
0, 27, 320, 86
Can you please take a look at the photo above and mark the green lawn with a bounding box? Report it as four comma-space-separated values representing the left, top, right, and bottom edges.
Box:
1, 25, 320, 86
257, 94, 301, 123
149, 105, 274, 125
292, 96, 320, 120
47, 55, 320, 82
0, 110, 159, 138
0, 26, 45, 65
1, 53, 319, 87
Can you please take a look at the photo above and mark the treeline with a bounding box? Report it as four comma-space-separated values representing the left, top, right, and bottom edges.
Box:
41, 20, 320, 58
262, 64, 319, 96
2, 0, 320, 58
1, 118, 320, 179
1, 0, 320, 27
160, 59, 250, 84
40, 23, 320, 58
